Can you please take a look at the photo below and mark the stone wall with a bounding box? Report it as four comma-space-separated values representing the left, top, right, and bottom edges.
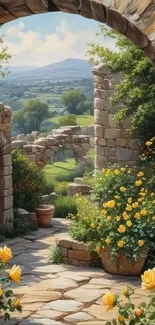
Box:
0, 104, 13, 227
93, 64, 139, 171
12, 126, 90, 168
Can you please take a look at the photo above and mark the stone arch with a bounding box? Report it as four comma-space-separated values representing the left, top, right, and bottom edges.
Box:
0, 1, 155, 62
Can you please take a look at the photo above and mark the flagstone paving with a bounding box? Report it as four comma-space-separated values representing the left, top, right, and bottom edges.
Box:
1, 219, 148, 325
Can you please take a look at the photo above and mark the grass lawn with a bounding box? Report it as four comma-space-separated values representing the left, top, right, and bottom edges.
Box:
43, 158, 76, 184
49, 114, 94, 127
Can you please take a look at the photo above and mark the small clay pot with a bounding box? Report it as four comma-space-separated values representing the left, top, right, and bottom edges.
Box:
35, 205, 54, 228
100, 247, 147, 276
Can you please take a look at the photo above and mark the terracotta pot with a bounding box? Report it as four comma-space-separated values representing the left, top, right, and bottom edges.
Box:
100, 247, 147, 276
35, 205, 54, 227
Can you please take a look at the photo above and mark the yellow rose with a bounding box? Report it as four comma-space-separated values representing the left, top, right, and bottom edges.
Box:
120, 187, 126, 192
134, 212, 141, 219
8, 265, 21, 283
13, 298, 20, 308
120, 168, 125, 172
118, 315, 125, 322
101, 209, 107, 215
90, 223, 95, 229
135, 309, 143, 317
0, 246, 13, 263
114, 195, 119, 199
151, 193, 154, 197
138, 197, 143, 202
152, 216, 155, 221
103, 200, 115, 209
132, 202, 138, 208
122, 287, 129, 297
102, 292, 116, 311
127, 220, 132, 227
135, 180, 142, 187
138, 240, 144, 247
137, 171, 144, 178
141, 268, 155, 291
105, 238, 111, 245
128, 198, 132, 204
117, 240, 125, 248
107, 216, 112, 221
140, 209, 147, 216
116, 216, 120, 221
118, 225, 126, 233
126, 204, 132, 212
146, 141, 152, 146
0, 287, 3, 296
114, 169, 120, 176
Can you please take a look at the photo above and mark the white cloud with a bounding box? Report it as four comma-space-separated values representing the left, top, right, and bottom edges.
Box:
1, 20, 116, 66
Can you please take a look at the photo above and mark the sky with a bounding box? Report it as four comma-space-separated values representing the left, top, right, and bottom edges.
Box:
0, 12, 116, 67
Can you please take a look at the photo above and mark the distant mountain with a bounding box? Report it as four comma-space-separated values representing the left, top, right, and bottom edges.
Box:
6, 59, 92, 82
7, 66, 38, 75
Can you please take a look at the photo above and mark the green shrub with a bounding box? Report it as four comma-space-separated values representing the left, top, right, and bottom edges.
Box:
41, 181, 56, 195
54, 196, 77, 218
56, 159, 94, 182
55, 182, 68, 196
58, 114, 77, 127
12, 149, 45, 212
48, 245, 62, 264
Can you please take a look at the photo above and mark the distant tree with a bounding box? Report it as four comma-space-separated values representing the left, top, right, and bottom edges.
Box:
0, 35, 12, 77
58, 115, 77, 127
61, 89, 88, 115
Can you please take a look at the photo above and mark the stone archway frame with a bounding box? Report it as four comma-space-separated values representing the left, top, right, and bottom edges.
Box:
0, 1, 155, 62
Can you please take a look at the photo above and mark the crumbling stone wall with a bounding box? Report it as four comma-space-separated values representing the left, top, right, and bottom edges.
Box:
0, 103, 13, 226
93, 64, 139, 171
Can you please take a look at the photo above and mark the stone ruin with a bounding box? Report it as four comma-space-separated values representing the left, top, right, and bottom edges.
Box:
11, 126, 90, 168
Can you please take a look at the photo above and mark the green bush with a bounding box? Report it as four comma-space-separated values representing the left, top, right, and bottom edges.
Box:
58, 114, 77, 127
56, 159, 94, 182
55, 182, 68, 196
54, 196, 77, 218
12, 149, 45, 212
41, 181, 56, 195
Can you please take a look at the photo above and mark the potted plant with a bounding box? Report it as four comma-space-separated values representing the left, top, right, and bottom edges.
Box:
35, 204, 54, 227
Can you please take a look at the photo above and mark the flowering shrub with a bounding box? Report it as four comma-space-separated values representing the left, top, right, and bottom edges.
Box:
12, 149, 45, 211
55, 182, 68, 196
103, 267, 155, 325
70, 168, 155, 262
0, 246, 22, 321
139, 137, 155, 163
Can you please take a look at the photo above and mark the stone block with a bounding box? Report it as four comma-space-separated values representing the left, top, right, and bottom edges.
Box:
60, 247, 68, 258
1, 144, 11, 155
57, 238, 72, 249
108, 114, 114, 127
45, 149, 54, 158
46, 137, 58, 146
87, 124, 94, 136
94, 109, 108, 126
109, 148, 116, 157
0, 187, 13, 197
17, 134, 26, 140
107, 139, 115, 147
34, 138, 48, 146
63, 258, 79, 266
95, 155, 107, 170
116, 149, 133, 161
0, 166, 12, 176
94, 98, 104, 110
93, 75, 102, 84
72, 145, 85, 157
94, 125, 104, 138
0, 195, 13, 210
102, 79, 110, 89
11, 140, 27, 150
68, 249, 93, 261
0, 154, 12, 166
95, 146, 105, 157
27, 155, 36, 162
93, 64, 111, 75
94, 82, 102, 89
0, 123, 6, 131
81, 143, 89, 151
95, 138, 106, 147
115, 138, 126, 147
105, 128, 121, 139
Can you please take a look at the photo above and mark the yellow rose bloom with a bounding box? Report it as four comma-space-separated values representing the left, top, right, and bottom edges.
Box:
127, 220, 132, 227
0, 287, 3, 296
152, 200, 155, 204
117, 240, 125, 248
146, 141, 152, 146
132, 202, 138, 208
13, 298, 20, 308
103, 200, 115, 209
8, 265, 21, 283
118, 315, 125, 322
138, 197, 143, 202
118, 225, 126, 233
120, 168, 125, 172
114, 195, 119, 199
114, 169, 120, 176
151, 193, 154, 197
142, 201, 146, 206
134, 212, 141, 219
135, 309, 143, 317
137, 172, 144, 178
102, 292, 116, 311
105, 238, 111, 245
107, 216, 112, 221
140, 209, 147, 216
122, 287, 129, 297
128, 198, 132, 204
141, 268, 155, 291
126, 204, 132, 212
101, 209, 107, 215
138, 240, 144, 247
120, 187, 126, 192
152, 216, 155, 221
116, 216, 120, 221
0, 246, 13, 263
90, 223, 95, 229
135, 180, 142, 187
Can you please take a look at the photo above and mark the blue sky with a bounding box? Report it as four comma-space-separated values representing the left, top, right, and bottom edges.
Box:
0, 12, 116, 67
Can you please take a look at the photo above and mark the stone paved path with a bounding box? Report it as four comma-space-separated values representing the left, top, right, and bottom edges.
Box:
1, 219, 147, 325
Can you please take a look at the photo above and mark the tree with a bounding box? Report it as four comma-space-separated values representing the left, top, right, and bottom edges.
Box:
12, 99, 49, 134
0, 35, 12, 77
87, 25, 155, 141
61, 89, 89, 115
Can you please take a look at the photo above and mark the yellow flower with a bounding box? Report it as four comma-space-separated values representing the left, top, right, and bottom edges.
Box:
118, 225, 126, 233
118, 315, 125, 322
126, 204, 132, 212
117, 203, 121, 207
90, 223, 95, 229
141, 268, 155, 291
138, 197, 143, 202
120, 168, 125, 172
13, 298, 20, 308
132, 202, 138, 208
137, 171, 144, 178
117, 240, 125, 248
120, 187, 126, 192
146, 141, 152, 146
0, 246, 13, 263
0, 287, 3, 296
114, 195, 119, 199
152, 200, 155, 204
152, 216, 155, 221
107, 216, 112, 221
101, 209, 107, 215
116, 216, 120, 221
128, 198, 132, 204
127, 220, 132, 227
140, 209, 147, 216
135, 180, 142, 187
102, 292, 116, 311
135, 309, 143, 317
123, 211, 129, 220
102, 168, 106, 174
114, 169, 120, 176
122, 287, 129, 297
134, 212, 141, 219
151, 192, 154, 197
105, 238, 111, 245
138, 240, 144, 247
8, 265, 21, 283
98, 222, 102, 228
103, 200, 115, 209
142, 201, 146, 206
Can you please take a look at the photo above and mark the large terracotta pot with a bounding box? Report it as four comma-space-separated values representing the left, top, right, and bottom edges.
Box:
35, 205, 54, 227
101, 247, 147, 276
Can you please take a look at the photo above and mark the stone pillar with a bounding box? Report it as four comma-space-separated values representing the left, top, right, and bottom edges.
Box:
0, 103, 13, 227
93, 64, 139, 171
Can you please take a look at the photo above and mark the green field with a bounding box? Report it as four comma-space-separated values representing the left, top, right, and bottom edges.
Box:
43, 158, 76, 184
49, 114, 94, 127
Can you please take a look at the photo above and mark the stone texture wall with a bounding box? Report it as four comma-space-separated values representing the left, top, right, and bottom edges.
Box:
12, 126, 90, 168
93, 64, 139, 171
0, 103, 13, 227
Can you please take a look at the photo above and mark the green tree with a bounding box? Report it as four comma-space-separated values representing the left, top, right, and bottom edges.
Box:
61, 89, 88, 115
12, 99, 49, 134
87, 25, 155, 141
0, 35, 12, 77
